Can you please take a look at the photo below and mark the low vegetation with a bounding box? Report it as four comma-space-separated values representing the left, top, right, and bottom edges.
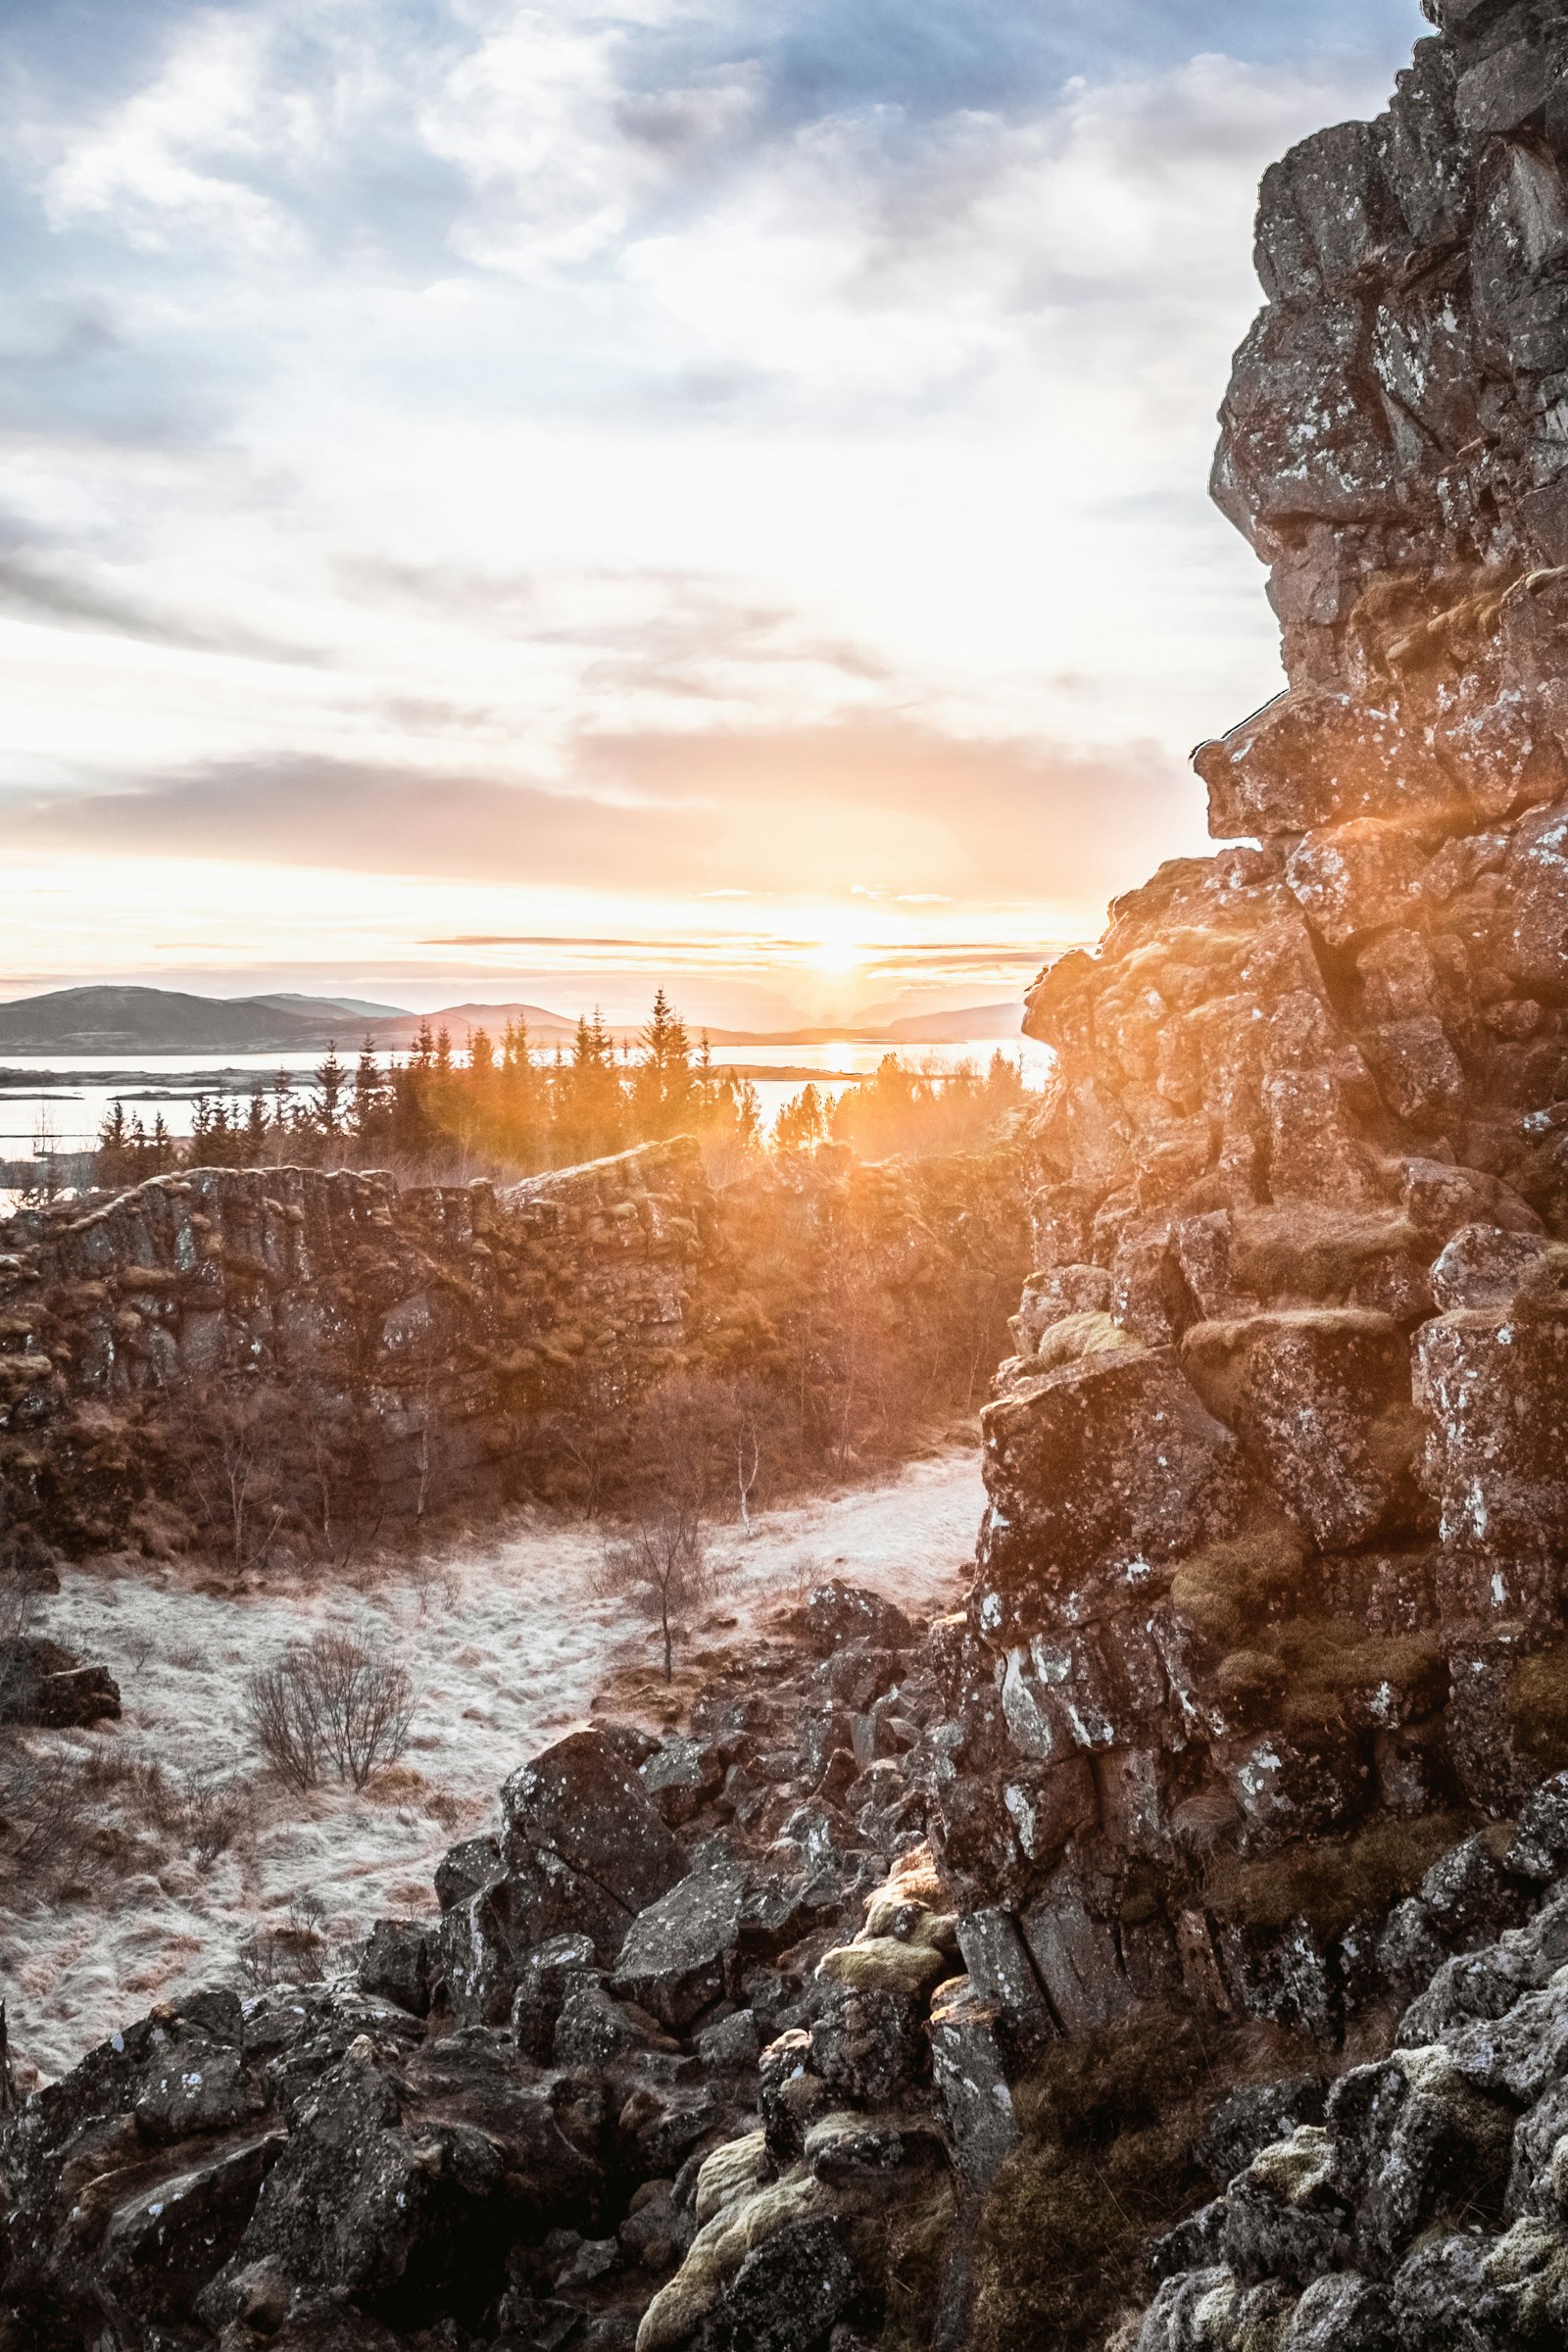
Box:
1202, 1810, 1471, 1940
245, 1630, 416, 1790
970, 2007, 1307, 2352
1510, 1639, 1568, 1768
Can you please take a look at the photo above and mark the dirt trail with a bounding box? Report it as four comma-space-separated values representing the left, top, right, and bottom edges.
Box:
4, 1447, 984, 2083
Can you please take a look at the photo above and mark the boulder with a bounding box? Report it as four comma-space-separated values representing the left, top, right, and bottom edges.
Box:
95, 2130, 286, 2330
955, 1907, 1054, 2055
613, 1859, 746, 2032
801, 1581, 913, 1656
1181, 1310, 1420, 1552
640, 1738, 725, 1828
1429, 1223, 1561, 1311
1415, 1306, 1568, 1553
978, 1348, 1248, 1638
1196, 2079, 1327, 2189
434, 1834, 504, 1912
500, 1729, 688, 1958
809, 1983, 926, 2104
358, 1917, 434, 2018
928, 1976, 1020, 2185
1019, 1865, 1135, 2034
0, 1635, 121, 1727
511, 1931, 598, 2060
1213, 1724, 1370, 1851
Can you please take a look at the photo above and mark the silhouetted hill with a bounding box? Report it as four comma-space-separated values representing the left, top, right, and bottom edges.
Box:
0, 986, 1028, 1056
0, 987, 329, 1054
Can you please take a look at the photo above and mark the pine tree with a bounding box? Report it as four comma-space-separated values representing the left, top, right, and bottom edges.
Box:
353, 1042, 385, 1149
96, 1101, 131, 1187
635, 987, 694, 1138
244, 1086, 270, 1163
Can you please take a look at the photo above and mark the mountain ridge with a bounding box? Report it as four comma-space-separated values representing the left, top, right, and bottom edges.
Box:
0, 984, 1028, 1056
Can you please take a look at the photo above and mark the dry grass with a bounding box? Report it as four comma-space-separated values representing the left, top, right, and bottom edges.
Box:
1214, 1620, 1446, 1735
0, 1740, 250, 1904
1511, 1642, 1568, 1768
968, 2007, 1304, 2352
1202, 1810, 1468, 1940
1031, 1313, 1143, 1374
1168, 1525, 1307, 1649
1228, 1206, 1423, 1302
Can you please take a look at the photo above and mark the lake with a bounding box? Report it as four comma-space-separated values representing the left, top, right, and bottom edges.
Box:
0, 1034, 1054, 1164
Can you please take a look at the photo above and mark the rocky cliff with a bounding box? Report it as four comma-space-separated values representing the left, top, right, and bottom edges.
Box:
0, 1144, 713, 1544
981, 0, 1568, 2017
14, 6, 1568, 2350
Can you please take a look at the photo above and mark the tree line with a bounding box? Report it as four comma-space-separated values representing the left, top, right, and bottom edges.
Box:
94, 989, 1030, 1188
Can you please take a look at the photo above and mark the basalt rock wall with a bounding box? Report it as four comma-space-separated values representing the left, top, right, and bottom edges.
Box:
951, 0, 1568, 2035
0, 1142, 711, 1543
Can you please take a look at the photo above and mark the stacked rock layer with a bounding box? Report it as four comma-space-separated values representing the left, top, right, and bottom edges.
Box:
964, 0, 1568, 2040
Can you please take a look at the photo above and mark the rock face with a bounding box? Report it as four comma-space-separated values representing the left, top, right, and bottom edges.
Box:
0, 1142, 711, 1539
956, 0, 1568, 2048
1136, 1818, 1568, 2350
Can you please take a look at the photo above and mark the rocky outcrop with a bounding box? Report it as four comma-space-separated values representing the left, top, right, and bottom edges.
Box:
0, 1134, 1028, 1559
1136, 1783, 1568, 2349
945, 0, 1568, 2057
0, 1585, 964, 2351
0, 1142, 712, 1540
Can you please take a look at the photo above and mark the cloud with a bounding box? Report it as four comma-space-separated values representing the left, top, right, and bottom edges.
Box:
0, 716, 1205, 915
0, 0, 1422, 990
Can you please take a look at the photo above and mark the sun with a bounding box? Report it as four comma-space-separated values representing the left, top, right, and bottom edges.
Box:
804, 912, 867, 977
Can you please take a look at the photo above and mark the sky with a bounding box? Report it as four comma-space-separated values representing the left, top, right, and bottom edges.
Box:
0, 0, 1427, 1029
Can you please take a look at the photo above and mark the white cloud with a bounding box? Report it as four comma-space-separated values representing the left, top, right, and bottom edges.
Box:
40, 10, 307, 256
0, 1, 1418, 983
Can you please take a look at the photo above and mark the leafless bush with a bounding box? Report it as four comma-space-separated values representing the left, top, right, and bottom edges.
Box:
236, 1892, 330, 1990
246, 1631, 416, 1790
597, 1500, 715, 1681
180, 1771, 248, 1866
309, 1631, 416, 1788
245, 1655, 327, 1789
122, 1757, 249, 1868
0, 1740, 100, 1891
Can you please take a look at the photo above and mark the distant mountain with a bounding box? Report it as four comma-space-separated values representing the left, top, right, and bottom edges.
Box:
364, 1002, 582, 1048
251, 992, 408, 1021
0, 986, 1028, 1059
0, 986, 331, 1054
886, 1002, 1024, 1044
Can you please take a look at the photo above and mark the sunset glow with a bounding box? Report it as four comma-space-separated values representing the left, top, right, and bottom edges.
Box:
0, 0, 1423, 1026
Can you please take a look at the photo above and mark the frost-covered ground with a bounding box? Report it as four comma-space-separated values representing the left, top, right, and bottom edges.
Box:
4, 1448, 984, 2083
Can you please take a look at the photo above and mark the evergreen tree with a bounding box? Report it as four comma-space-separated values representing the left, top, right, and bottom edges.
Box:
244, 1086, 270, 1163
775, 1083, 827, 1152
634, 987, 694, 1138
314, 1045, 346, 1140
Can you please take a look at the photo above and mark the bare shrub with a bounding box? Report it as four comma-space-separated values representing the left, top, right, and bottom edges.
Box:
182, 1381, 293, 1573
180, 1771, 248, 1867
597, 1501, 713, 1681
245, 1656, 326, 1789
236, 1892, 330, 1990
120, 1757, 249, 1868
0, 1740, 100, 1891
246, 1631, 416, 1790
308, 1631, 416, 1788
